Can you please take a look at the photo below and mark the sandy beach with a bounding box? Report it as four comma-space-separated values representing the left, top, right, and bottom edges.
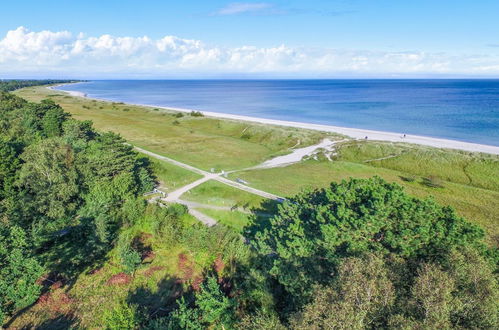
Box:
50, 85, 499, 155
48, 83, 87, 98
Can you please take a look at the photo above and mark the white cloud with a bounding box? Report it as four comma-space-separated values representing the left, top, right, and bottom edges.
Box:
0, 26, 498, 78
215, 2, 272, 15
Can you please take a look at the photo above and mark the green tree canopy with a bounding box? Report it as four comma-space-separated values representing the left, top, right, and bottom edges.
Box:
251, 177, 486, 302
0, 225, 43, 318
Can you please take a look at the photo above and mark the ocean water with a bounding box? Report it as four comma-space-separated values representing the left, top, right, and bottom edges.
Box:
56, 80, 499, 146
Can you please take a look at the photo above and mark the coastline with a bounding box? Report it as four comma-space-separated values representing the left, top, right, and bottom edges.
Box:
50, 85, 499, 155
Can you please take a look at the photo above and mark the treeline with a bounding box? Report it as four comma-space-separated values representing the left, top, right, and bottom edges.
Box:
0, 88, 497, 328
0, 79, 78, 92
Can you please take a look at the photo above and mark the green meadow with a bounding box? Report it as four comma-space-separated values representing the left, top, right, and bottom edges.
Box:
15, 86, 334, 171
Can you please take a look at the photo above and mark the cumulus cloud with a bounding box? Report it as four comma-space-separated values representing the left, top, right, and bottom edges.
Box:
0, 26, 498, 78
214, 2, 272, 15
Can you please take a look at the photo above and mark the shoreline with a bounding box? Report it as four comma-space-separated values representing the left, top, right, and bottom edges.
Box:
50, 85, 499, 155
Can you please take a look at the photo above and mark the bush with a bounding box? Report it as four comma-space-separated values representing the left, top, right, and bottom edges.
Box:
422, 175, 444, 188
241, 133, 252, 140
103, 302, 140, 330
400, 174, 417, 182
172, 120, 180, 125
173, 112, 184, 118
167, 203, 188, 219
119, 245, 142, 275
190, 111, 204, 117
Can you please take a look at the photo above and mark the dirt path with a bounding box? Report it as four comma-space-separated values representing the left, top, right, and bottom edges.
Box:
187, 208, 218, 227
163, 174, 219, 202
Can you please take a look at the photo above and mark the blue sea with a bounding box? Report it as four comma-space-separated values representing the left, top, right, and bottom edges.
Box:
56, 80, 499, 146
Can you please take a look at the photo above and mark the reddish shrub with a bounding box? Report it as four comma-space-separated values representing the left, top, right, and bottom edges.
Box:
107, 273, 131, 285
89, 267, 103, 275
37, 292, 51, 305
144, 265, 165, 277
213, 255, 225, 274
178, 253, 194, 282
51, 281, 64, 290
192, 276, 204, 291
142, 250, 156, 262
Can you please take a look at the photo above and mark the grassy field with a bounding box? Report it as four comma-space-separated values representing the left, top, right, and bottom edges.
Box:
181, 180, 268, 210
336, 140, 499, 191
199, 209, 252, 232
144, 155, 202, 192
15, 86, 336, 171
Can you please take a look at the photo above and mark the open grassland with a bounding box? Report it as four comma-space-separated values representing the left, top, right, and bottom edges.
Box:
15, 86, 334, 171
199, 209, 252, 232
181, 180, 268, 210
144, 155, 202, 192
336, 141, 499, 191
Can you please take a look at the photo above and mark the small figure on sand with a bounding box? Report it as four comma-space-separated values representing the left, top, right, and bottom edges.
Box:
403, 134, 406, 138
365, 136, 368, 140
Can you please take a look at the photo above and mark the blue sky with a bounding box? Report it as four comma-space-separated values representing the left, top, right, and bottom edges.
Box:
1, 0, 499, 78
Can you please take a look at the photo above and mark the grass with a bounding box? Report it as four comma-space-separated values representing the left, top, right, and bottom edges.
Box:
336, 140, 499, 191
200, 209, 252, 232
181, 180, 268, 210
143, 154, 202, 192
14, 86, 336, 171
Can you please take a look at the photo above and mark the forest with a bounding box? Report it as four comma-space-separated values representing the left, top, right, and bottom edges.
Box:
0, 82, 497, 329
0, 80, 78, 93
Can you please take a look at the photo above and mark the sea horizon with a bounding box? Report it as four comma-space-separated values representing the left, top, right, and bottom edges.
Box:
55, 79, 499, 147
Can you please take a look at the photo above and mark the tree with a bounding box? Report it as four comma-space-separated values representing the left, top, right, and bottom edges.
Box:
165, 276, 236, 329
16, 138, 80, 232
0, 138, 22, 201
290, 253, 394, 329
250, 177, 485, 303
165, 297, 203, 330
41, 101, 69, 137
409, 263, 455, 328
0, 225, 43, 318
445, 248, 499, 328
103, 302, 140, 330
119, 246, 142, 275
62, 119, 95, 152
196, 276, 235, 326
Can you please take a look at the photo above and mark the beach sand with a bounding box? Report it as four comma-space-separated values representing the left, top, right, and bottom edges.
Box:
50, 85, 499, 155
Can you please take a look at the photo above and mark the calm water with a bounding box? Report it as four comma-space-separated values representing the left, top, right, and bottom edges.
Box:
56, 80, 499, 146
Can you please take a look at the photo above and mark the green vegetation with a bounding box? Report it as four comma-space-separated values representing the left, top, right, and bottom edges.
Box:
2, 84, 497, 328
182, 180, 268, 209
248, 177, 498, 328
336, 140, 499, 191
15, 86, 334, 171
145, 155, 201, 192
231, 143, 499, 244
0, 80, 77, 92
200, 209, 252, 232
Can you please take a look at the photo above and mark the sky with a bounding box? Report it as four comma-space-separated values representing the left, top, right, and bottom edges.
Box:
1, 0, 499, 78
